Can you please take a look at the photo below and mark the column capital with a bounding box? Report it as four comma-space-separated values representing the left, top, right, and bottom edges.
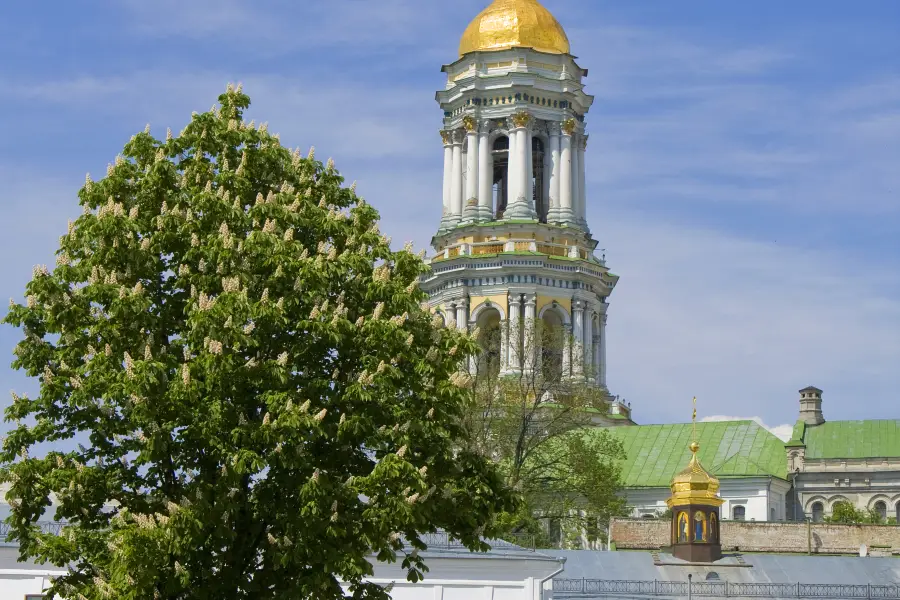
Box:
478, 120, 493, 134
440, 130, 453, 145
548, 121, 561, 136
508, 292, 521, 304
561, 118, 577, 136
581, 134, 590, 150
451, 129, 466, 145
572, 299, 586, 312
462, 115, 478, 133
509, 110, 532, 130
524, 293, 537, 307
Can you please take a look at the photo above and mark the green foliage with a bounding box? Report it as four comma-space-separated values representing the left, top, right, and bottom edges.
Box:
1, 86, 516, 599
464, 320, 627, 548
826, 502, 893, 525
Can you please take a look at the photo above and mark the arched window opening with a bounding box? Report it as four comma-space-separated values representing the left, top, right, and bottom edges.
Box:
811, 502, 824, 523
732, 505, 746, 521
492, 136, 510, 219
532, 137, 546, 223
474, 308, 502, 379
540, 310, 564, 383
874, 501, 887, 522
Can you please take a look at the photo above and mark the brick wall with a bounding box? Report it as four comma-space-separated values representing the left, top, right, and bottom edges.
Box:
610, 518, 900, 555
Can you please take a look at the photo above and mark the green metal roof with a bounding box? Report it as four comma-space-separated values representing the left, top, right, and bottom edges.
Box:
803, 420, 900, 460
597, 421, 788, 488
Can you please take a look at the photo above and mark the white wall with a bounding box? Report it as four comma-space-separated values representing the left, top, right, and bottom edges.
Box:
625, 477, 791, 523
0, 569, 62, 600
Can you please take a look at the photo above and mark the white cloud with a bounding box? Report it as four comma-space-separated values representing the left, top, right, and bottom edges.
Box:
702, 416, 794, 442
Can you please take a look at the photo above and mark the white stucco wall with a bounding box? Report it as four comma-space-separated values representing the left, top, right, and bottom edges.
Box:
625, 477, 791, 522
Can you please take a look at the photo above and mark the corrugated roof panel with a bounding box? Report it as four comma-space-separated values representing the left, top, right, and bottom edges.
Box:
804, 419, 900, 459
601, 421, 787, 488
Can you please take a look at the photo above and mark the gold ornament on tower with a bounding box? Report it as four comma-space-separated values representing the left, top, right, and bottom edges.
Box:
459, 0, 571, 57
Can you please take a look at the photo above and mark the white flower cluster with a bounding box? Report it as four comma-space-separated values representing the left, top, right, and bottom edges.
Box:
222, 276, 241, 293
357, 370, 375, 386
32, 264, 50, 278
98, 198, 125, 219
207, 339, 223, 355
197, 292, 216, 311
449, 372, 473, 388
276, 352, 289, 367
373, 265, 391, 283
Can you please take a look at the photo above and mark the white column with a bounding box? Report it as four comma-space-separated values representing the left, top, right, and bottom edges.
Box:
561, 324, 572, 378
445, 304, 456, 328
572, 300, 584, 377
578, 134, 588, 227
504, 113, 536, 220
477, 123, 493, 221
547, 124, 561, 222
463, 123, 479, 223
571, 134, 581, 228
519, 126, 530, 206
558, 123, 575, 224
440, 131, 454, 228
500, 319, 510, 372
583, 309, 593, 382
523, 294, 537, 374
507, 293, 522, 373
456, 299, 469, 333
599, 313, 608, 387
507, 123, 519, 206
450, 130, 464, 222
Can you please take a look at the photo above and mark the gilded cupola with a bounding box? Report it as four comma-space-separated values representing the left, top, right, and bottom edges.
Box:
666, 441, 724, 508
459, 0, 571, 57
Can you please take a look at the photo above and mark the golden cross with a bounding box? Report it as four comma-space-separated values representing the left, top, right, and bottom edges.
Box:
692, 397, 697, 441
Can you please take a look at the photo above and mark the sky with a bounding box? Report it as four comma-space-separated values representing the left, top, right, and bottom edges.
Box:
0, 0, 898, 440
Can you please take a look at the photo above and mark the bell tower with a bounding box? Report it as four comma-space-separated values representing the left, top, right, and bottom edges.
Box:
422, 0, 629, 421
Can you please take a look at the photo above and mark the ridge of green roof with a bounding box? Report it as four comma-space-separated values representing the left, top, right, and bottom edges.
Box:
804, 419, 900, 460
597, 421, 788, 488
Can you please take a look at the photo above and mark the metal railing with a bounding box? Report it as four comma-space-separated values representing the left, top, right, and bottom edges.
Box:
554, 579, 900, 599
0, 521, 66, 542
415, 531, 536, 551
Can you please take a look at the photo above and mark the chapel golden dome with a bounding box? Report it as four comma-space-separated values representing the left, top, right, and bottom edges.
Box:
666, 441, 724, 508
459, 0, 571, 57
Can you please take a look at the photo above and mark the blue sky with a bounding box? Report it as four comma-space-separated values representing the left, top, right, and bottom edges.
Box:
1, 0, 898, 438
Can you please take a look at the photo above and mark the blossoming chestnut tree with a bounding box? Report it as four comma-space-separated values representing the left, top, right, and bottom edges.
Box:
1, 85, 516, 600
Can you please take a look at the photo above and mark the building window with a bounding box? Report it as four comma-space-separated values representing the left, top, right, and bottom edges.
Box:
874, 501, 887, 522
548, 518, 561, 546
771, 507, 776, 522
732, 506, 746, 521
812, 502, 825, 523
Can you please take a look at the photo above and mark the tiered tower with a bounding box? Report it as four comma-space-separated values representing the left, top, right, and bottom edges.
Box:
421, 0, 630, 422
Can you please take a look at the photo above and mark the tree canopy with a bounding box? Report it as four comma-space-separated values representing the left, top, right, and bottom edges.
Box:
464, 320, 626, 548
1, 85, 516, 599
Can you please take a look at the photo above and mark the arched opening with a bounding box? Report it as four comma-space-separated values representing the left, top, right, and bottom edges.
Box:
874, 501, 887, 522
532, 137, 546, 223
475, 307, 502, 378
732, 505, 746, 521
811, 502, 824, 523
770, 507, 776, 522
895, 502, 900, 524
540, 309, 565, 383
492, 136, 509, 219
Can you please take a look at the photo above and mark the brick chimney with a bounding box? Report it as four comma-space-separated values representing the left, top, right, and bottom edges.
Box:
799, 386, 824, 426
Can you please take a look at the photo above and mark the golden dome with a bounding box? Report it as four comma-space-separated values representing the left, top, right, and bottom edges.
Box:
459, 0, 571, 57
666, 442, 724, 508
